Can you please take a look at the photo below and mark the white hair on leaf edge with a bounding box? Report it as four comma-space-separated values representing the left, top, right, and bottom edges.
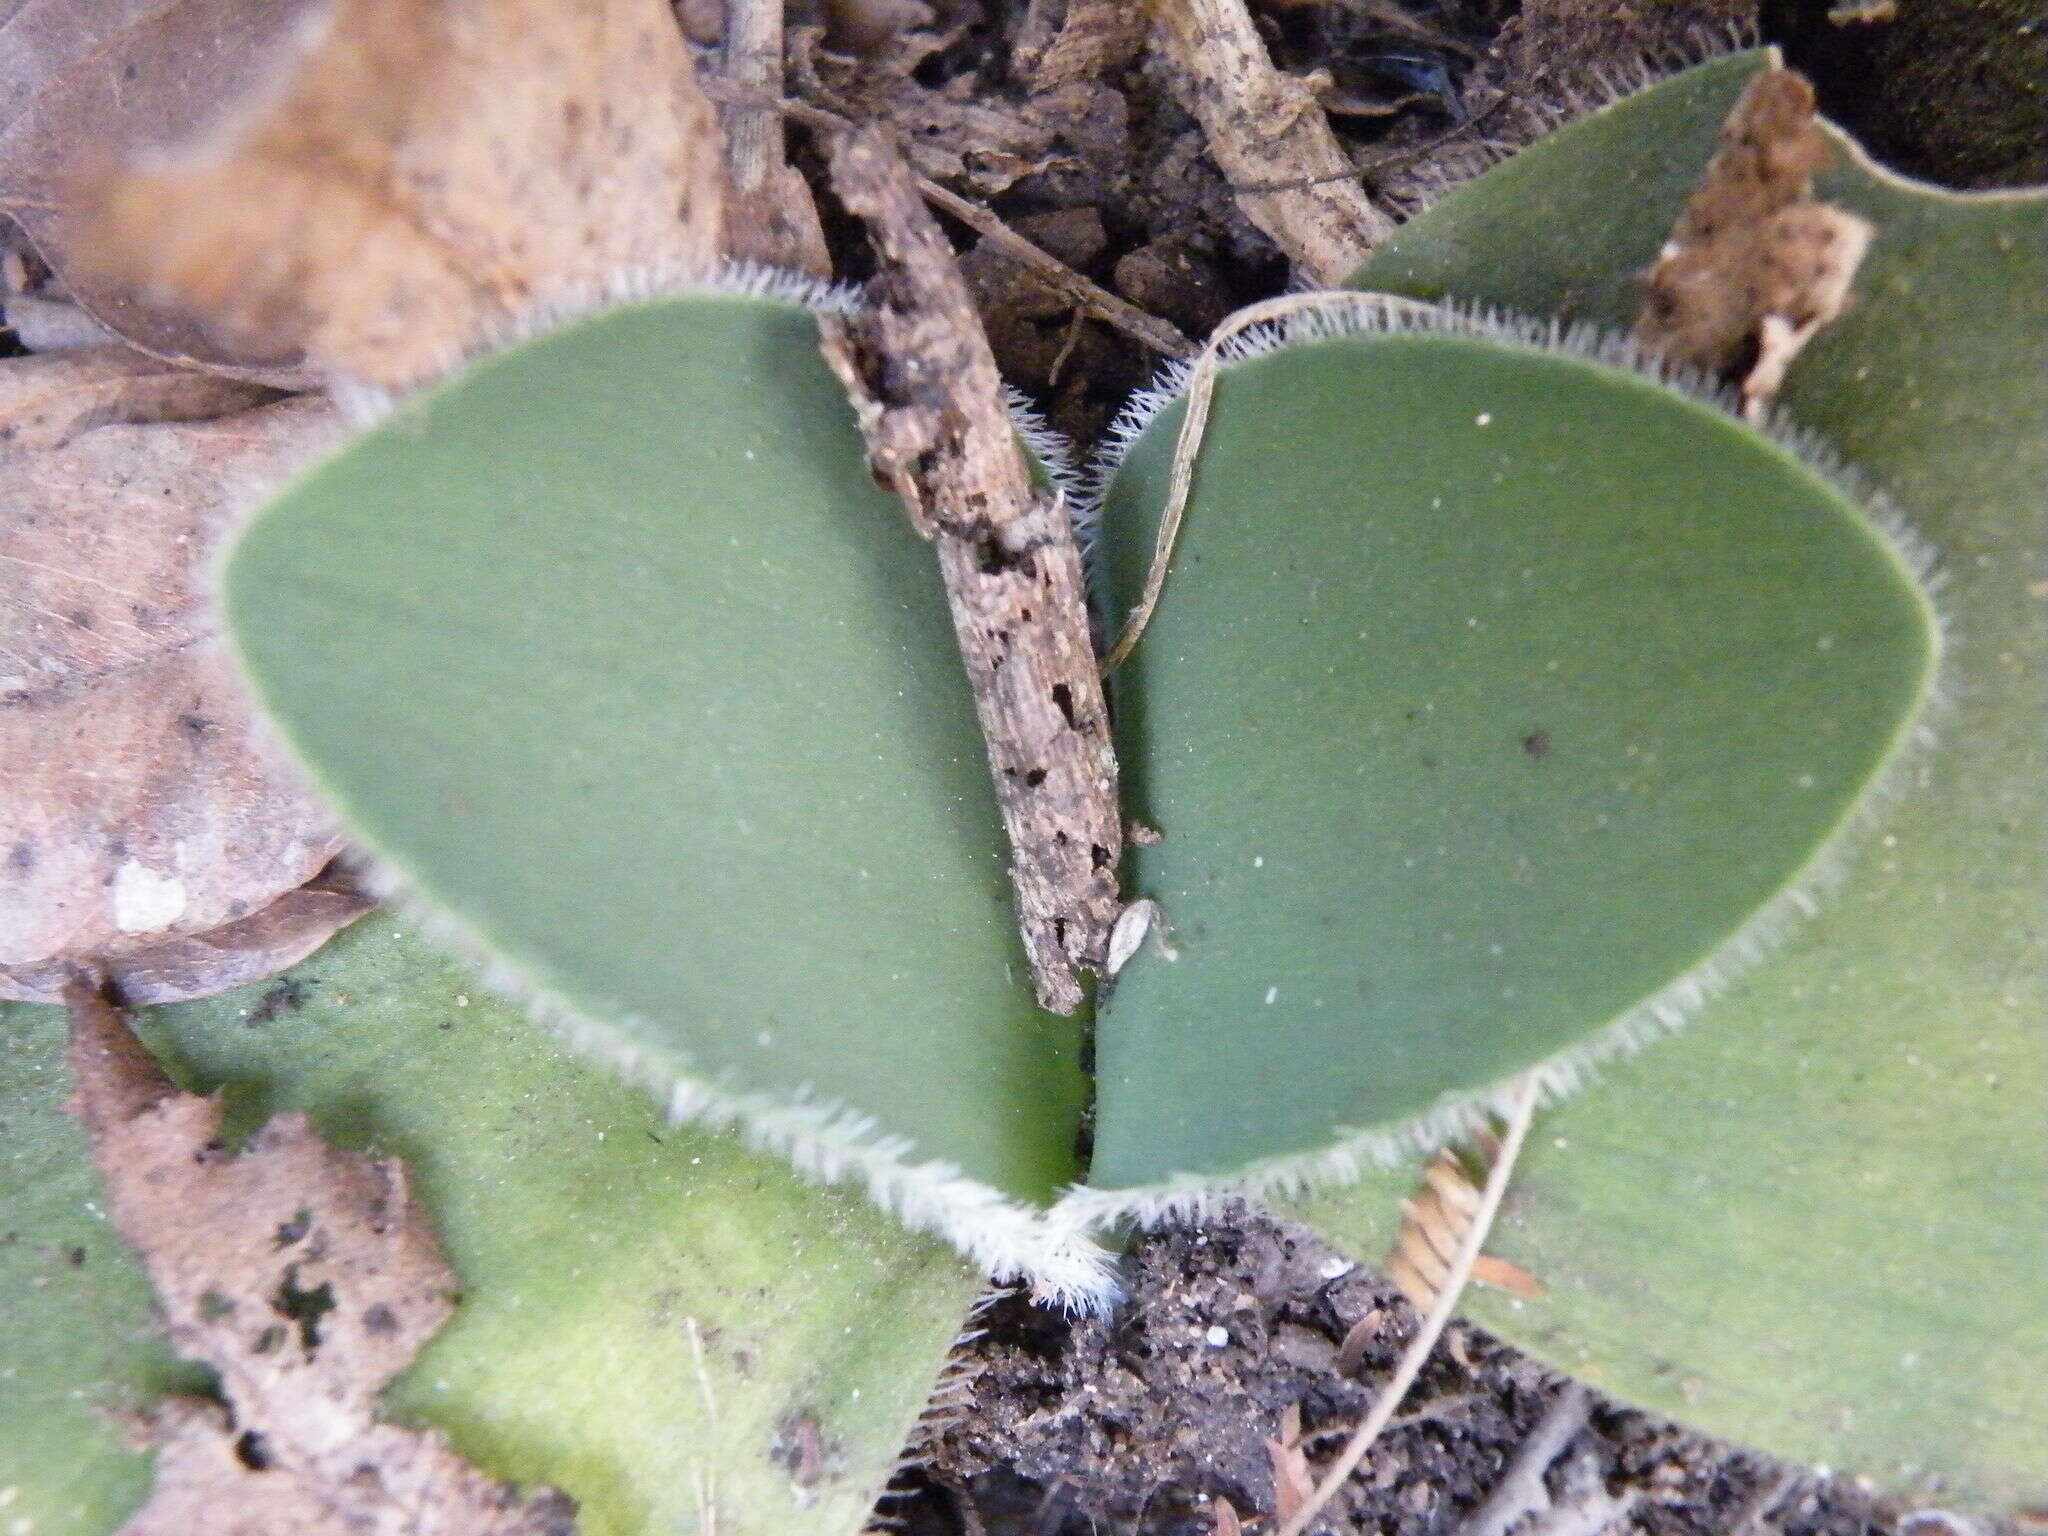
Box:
1381, 24, 1759, 216
218, 259, 1133, 1311
330, 852, 1122, 1312
326, 257, 866, 425
1063, 288, 1951, 1232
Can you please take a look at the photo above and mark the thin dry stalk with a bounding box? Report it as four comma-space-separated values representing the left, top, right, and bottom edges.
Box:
1101, 290, 1444, 674
1275, 1073, 1543, 1536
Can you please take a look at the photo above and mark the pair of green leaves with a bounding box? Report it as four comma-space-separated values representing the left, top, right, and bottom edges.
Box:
13, 47, 2035, 1522
224, 53, 1944, 1270
224, 275, 1937, 1247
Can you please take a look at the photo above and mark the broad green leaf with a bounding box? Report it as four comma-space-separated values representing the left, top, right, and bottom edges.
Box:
1088, 322, 1936, 1190
0, 914, 980, 1535
1292, 52, 2048, 1506
225, 292, 1102, 1291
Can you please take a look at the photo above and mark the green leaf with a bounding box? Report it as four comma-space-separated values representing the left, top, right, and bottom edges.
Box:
1290, 52, 2048, 1506
1086, 316, 1937, 1194
0, 914, 980, 1535
224, 290, 1107, 1297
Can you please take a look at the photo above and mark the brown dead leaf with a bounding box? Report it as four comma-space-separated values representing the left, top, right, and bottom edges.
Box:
794, 23, 1065, 197
1014, 0, 1149, 93
0, 0, 326, 380
1210, 1494, 1245, 1536
0, 366, 346, 983
0, 344, 282, 451
1636, 66, 1873, 422
1386, 1145, 1546, 1312
73, 0, 725, 391
1265, 1430, 1317, 1526
64, 979, 577, 1534
2, 861, 373, 1005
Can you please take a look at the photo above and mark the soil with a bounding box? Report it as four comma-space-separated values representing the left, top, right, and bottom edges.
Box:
784, 4, 2042, 1534
886, 1213, 1910, 1536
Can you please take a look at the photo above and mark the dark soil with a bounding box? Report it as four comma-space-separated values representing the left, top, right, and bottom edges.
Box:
884, 1212, 1912, 1536
785, 3, 2040, 1532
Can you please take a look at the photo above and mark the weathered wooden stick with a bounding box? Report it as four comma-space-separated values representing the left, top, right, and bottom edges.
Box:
820, 128, 1123, 1014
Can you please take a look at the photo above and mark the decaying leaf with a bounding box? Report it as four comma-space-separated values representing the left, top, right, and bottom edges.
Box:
0, 367, 346, 985
0, 344, 282, 452
0, 0, 324, 379
1636, 66, 1873, 420
63, 979, 578, 1534
1386, 1142, 1545, 1313
1, 861, 373, 1005
1264, 1402, 1316, 1526
1013, 0, 1148, 93
73, 0, 725, 390
793, 20, 1066, 197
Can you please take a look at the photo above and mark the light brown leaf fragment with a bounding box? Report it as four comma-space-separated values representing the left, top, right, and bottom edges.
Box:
1210, 1494, 1244, 1536
718, 0, 830, 275
1388, 1146, 1546, 1312
1636, 66, 1873, 422
63, 980, 577, 1536
0, 344, 282, 451
0, 0, 325, 379
820, 129, 1123, 1014
0, 382, 344, 975
74, 0, 726, 390
793, 22, 1063, 198
1333, 1307, 1383, 1378
1, 862, 374, 1004
1266, 1432, 1316, 1525
1014, 0, 1149, 93
1147, 0, 1394, 285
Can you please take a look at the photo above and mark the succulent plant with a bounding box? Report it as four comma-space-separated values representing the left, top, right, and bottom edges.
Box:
4, 43, 2038, 1534
1291, 48, 2048, 1506
0, 914, 978, 1535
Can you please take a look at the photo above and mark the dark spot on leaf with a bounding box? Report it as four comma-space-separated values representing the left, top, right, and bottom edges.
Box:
234, 1429, 271, 1470
66, 608, 93, 628
6, 841, 33, 875
177, 713, 215, 738
273, 1265, 337, 1354
199, 1288, 235, 1322
1522, 729, 1552, 759
252, 1323, 286, 1354
1023, 767, 1047, 787
249, 979, 310, 1025
67, 1245, 86, 1267
362, 1303, 400, 1336
272, 1207, 313, 1249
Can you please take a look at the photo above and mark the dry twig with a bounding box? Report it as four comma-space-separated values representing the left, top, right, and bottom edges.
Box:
700, 79, 1195, 358
1147, 0, 1393, 284
821, 129, 1123, 1012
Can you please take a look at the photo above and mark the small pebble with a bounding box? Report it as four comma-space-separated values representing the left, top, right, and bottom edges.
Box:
1204, 1325, 1230, 1348
1317, 1256, 1355, 1280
